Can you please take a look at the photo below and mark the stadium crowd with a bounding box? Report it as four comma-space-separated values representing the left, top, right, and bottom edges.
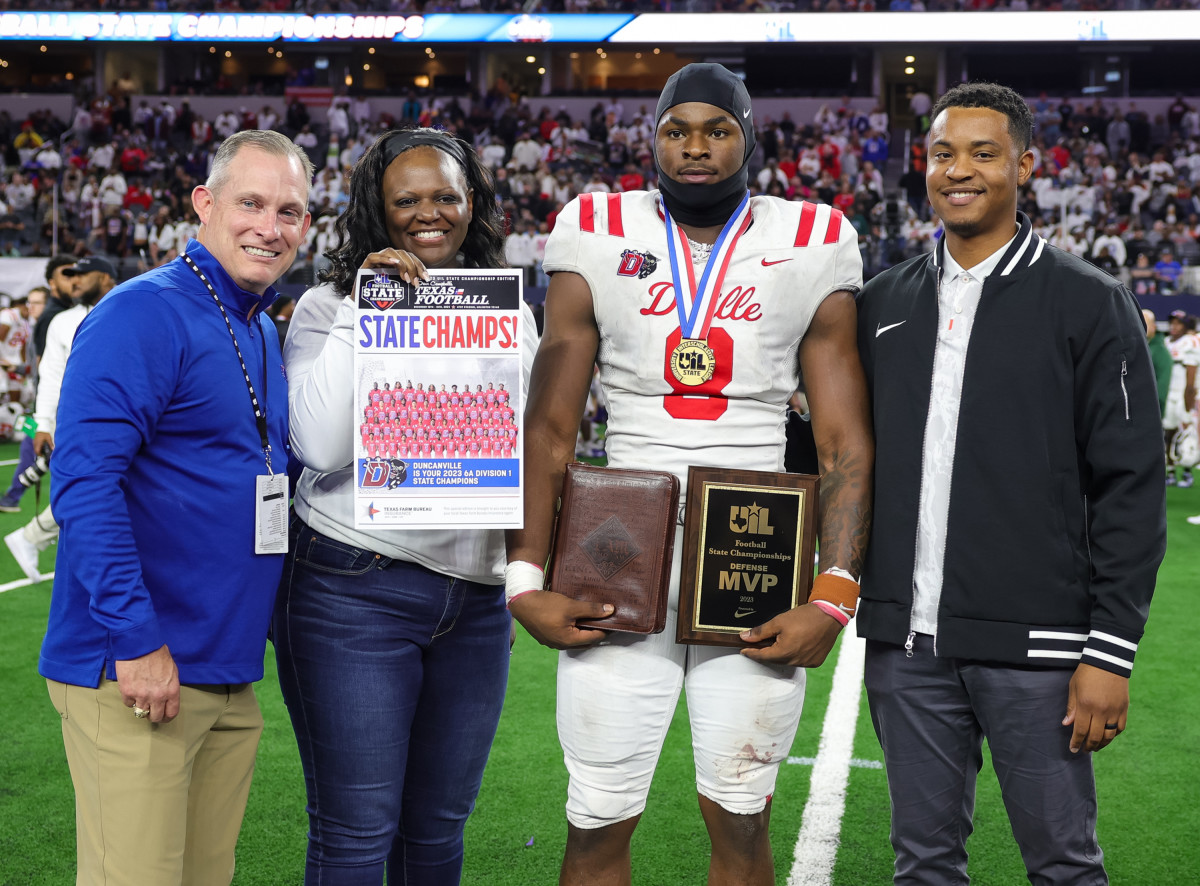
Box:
4, 84, 1200, 293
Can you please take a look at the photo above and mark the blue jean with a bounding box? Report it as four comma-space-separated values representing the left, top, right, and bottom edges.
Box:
273, 520, 510, 885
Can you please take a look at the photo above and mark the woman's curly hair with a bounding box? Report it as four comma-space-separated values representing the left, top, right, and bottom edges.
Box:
321, 128, 507, 297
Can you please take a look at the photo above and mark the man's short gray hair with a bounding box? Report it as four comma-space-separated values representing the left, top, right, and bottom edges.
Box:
206, 130, 315, 203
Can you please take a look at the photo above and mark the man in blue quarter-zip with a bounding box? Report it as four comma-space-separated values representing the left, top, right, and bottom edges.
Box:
40, 129, 312, 886
857, 82, 1166, 886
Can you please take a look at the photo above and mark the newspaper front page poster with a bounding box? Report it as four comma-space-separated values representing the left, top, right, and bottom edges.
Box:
352, 268, 524, 529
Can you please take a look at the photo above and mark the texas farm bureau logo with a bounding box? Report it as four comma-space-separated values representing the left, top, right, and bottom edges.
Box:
361, 272, 405, 310
617, 249, 658, 280
360, 457, 408, 491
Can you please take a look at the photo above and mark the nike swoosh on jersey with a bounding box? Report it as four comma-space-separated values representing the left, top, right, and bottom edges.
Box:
761, 258, 792, 266
876, 321, 907, 337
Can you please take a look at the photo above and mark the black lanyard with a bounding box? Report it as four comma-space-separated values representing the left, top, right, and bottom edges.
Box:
182, 253, 274, 474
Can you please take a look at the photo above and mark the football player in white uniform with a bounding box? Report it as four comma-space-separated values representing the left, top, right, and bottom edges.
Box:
505, 64, 873, 885
1164, 310, 1199, 487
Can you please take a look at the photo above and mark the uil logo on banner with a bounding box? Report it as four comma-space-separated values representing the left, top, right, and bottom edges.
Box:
360, 272, 405, 310
616, 249, 658, 280
729, 503, 774, 536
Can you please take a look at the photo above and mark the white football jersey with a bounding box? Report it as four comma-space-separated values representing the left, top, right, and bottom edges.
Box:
544, 191, 862, 490
1168, 332, 1200, 396
0, 308, 30, 368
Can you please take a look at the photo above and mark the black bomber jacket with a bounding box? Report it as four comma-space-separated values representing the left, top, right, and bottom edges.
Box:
855, 213, 1166, 677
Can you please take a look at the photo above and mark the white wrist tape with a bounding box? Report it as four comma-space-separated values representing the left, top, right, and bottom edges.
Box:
822, 566, 859, 584
504, 560, 545, 606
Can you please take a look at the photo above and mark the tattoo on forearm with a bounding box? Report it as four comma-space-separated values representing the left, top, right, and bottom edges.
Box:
817, 449, 872, 578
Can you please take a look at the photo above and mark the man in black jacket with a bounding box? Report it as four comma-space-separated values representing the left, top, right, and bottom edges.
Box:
857, 82, 1166, 885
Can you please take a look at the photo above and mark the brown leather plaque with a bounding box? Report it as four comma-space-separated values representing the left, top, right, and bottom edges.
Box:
677, 467, 819, 646
545, 463, 680, 634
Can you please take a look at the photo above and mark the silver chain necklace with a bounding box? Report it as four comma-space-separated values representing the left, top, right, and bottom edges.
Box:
687, 238, 713, 261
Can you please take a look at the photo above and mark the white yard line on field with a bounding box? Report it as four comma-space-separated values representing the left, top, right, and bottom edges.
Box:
787, 756, 881, 770
787, 626, 867, 886
0, 572, 54, 593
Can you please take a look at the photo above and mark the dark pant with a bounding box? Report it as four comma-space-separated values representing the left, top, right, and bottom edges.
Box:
5, 434, 34, 501
273, 521, 510, 885
864, 636, 1107, 886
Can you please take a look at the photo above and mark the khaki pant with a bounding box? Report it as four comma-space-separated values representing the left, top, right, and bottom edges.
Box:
48, 677, 263, 886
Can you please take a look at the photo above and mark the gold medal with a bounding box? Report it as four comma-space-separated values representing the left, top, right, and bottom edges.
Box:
670, 339, 716, 387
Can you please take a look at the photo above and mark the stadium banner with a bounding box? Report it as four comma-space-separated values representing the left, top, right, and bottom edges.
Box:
6, 9, 1200, 43
605, 10, 1200, 44
353, 267, 524, 530
0, 11, 633, 43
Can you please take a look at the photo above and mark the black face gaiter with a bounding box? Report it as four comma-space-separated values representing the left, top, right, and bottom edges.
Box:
653, 63, 757, 228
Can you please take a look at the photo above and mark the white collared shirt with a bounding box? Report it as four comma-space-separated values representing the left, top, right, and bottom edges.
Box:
911, 232, 1016, 636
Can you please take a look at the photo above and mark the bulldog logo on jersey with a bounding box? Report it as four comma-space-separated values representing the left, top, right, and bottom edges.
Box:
359, 272, 406, 311
616, 249, 658, 280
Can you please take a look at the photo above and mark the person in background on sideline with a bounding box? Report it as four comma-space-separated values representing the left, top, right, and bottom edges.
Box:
4, 257, 118, 583
1143, 308, 1173, 419
1164, 310, 1198, 487
0, 255, 76, 514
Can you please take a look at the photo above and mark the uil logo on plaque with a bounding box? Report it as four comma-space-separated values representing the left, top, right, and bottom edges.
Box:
730, 503, 773, 535
670, 339, 716, 386
677, 467, 820, 647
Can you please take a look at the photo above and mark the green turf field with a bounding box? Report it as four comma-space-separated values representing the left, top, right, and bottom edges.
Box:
0, 441, 1197, 885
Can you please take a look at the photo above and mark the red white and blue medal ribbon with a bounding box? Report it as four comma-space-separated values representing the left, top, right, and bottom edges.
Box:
662, 191, 752, 386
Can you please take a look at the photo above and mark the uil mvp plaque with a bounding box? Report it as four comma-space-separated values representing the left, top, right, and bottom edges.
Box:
677, 467, 819, 647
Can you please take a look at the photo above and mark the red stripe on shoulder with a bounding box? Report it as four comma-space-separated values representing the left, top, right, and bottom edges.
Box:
606, 193, 624, 237
795, 202, 816, 247
579, 193, 595, 233
824, 208, 844, 245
